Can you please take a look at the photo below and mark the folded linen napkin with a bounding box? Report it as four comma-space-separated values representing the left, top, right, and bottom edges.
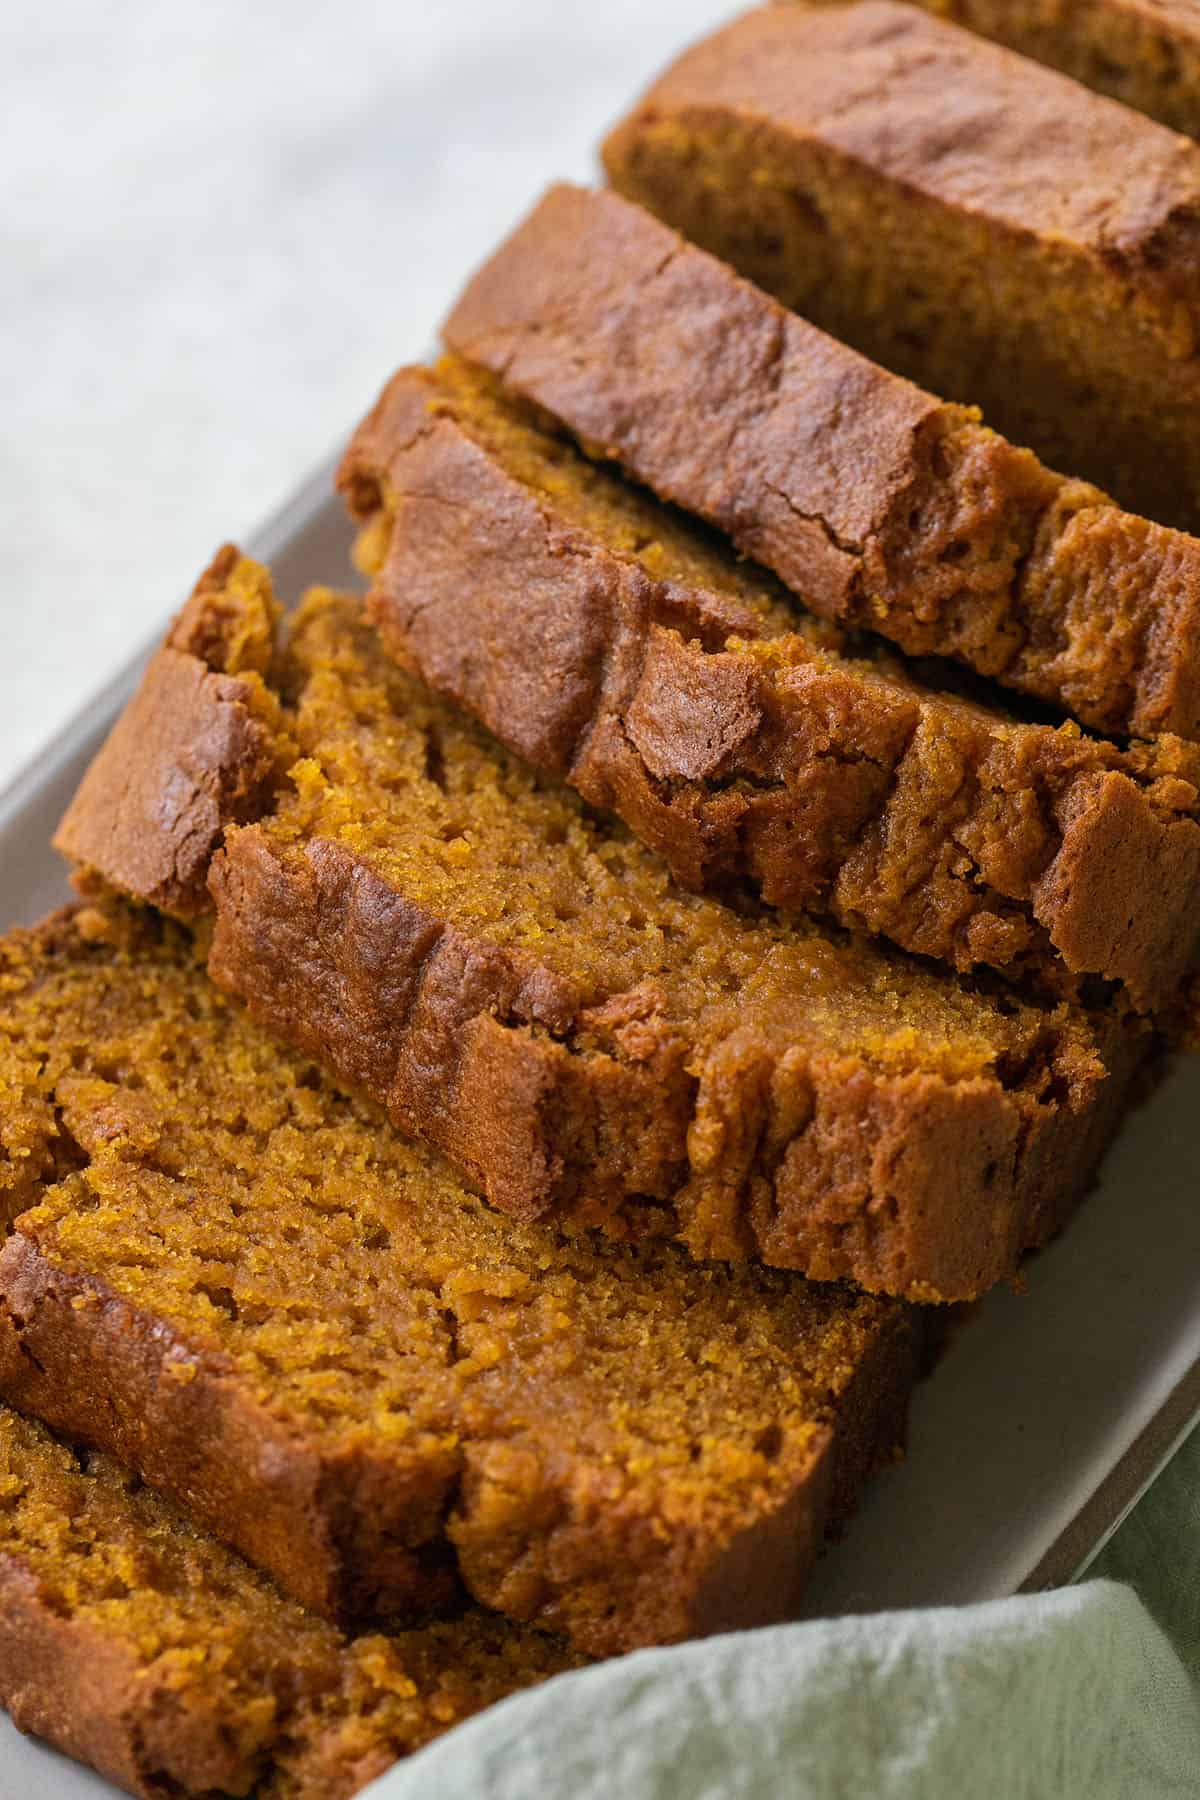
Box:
369, 1429, 1200, 1799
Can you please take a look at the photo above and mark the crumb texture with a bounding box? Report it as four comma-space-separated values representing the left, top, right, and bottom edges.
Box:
601, 3, 1200, 537
340, 346, 1200, 1007
448, 182, 1200, 742
0, 1403, 576, 1800
0, 908, 914, 1654
53, 547, 295, 918
53, 558, 1147, 1300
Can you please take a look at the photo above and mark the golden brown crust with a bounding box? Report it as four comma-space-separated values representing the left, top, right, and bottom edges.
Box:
874, 0, 1200, 139
446, 181, 1200, 742
600, 3, 1200, 538
0, 1576, 172, 1800
444, 185, 948, 633
52, 649, 279, 919
340, 355, 1200, 1009
666, 2, 1200, 256
53, 547, 293, 919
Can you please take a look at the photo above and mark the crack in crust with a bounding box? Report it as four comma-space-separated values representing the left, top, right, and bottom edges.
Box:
0, 910, 918, 1658
444, 180, 1200, 740
0, 1402, 579, 1800
52, 554, 1154, 1300
337, 355, 1200, 1013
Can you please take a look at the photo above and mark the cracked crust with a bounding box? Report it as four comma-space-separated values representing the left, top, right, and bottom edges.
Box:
0, 1404, 578, 1799
53, 547, 295, 918
338, 355, 1200, 1011
0, 908, 917, 1656
598, 3, 1200, 538
446, 181, 1200, 741
55, 561, 1151, 1301
206, 812, 1147, 1297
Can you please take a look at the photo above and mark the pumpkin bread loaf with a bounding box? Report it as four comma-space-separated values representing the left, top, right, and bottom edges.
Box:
444, 185, 1200, 745
601, 2, 1200, 535
54, 556, 1147, 1301
0, 906, 917, 1655
0, 1403, 579, 1800
339, 350, 1200, 1008
859, 0, 1200, 139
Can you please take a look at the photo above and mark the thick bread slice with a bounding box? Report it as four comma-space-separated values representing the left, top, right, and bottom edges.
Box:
601, 3, 1200, 537
340, 350, 1200, 1010
51, 558, 1151, 1302
446, 181, 1200, 743
0, 1402, 577, 1800
0, 906, 917, 1656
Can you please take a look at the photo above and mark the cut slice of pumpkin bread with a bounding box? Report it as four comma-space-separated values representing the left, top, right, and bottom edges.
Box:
445, 181, 1200, 744
339, 351, 1200, 1009
55, 557, 1148, 1301
601, 2, 1200, 537
0, 907, 917, 1657
857, 0, 1200, 139
0, 1404, 578, 1800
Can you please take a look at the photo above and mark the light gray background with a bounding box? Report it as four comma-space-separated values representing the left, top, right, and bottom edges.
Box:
0, 0, 735, 788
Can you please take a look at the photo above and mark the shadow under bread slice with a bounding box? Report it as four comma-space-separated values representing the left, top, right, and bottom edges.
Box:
339, 351, 1200, 1013
0, 1404, 578, 1800
839, 0, 1200, 140
55, 556, 1148, 1301
446, 179, 1200, 745
0, 906, 917, 1658
599, 2, 1200, 540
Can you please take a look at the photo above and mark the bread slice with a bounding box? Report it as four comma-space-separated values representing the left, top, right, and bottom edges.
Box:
0, 906, 917, 1655
853, 0, 1200, 138
0, 1402, 577, 1800
601, 2, 1200, 538
445, 179, 1200, 745
339, 351, 1200, 1009
52, 555, 1149, 1301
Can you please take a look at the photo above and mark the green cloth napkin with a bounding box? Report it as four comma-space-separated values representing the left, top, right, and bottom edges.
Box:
368, 1426, 1200, 1799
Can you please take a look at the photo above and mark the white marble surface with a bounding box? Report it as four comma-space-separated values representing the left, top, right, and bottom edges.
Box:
1, 0, 735, 789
